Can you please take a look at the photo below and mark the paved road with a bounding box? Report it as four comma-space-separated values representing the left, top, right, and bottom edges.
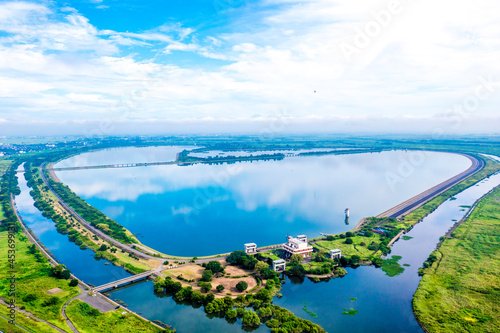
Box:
61, 300, 79, 333
0, 299, 66, 333
40, 163, 170, 262
376, 153, 484, 219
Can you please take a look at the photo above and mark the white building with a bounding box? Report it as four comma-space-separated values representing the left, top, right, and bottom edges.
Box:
244, 243, 257, 254
283, 235, 313, 258
329, 249, 342, 260
272, 259, 286, 272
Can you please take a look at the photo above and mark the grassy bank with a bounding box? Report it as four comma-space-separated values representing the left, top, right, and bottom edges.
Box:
65, 299, 168, 333
413, 185, 500, 332
315, 155, 500, 264
0, 304, 60, 333
24, 164, 153, 274
0, 231, 79, 332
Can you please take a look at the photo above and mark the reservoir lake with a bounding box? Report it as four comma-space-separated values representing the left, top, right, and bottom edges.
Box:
14, 147, 500, 332
55, 147, 471, 256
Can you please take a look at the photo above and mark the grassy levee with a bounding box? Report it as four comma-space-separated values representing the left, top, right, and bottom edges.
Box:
65, 299, 168, 333
322, 156, 500, 258
24, 165, 152, 274
0, 303, 60, 333
413, 184, 500, 332
0, 231, 79, 332
396, 156, 500, 230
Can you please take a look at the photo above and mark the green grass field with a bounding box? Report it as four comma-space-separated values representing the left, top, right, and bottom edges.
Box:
65, 299, 166, 333
0, 158, 12, 174
0, 304, 60, 333
413, 185, 500, 332
315, 234, 383, 260
0, 232, 80, 331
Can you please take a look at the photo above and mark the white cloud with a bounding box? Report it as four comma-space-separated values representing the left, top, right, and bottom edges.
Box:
0, 0, 499, 135
164, 42, 199, 54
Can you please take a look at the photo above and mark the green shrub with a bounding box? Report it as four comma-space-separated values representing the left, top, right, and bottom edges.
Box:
236, 281, 248, 292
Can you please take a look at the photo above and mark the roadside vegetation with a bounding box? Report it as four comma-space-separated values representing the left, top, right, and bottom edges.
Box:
0, 230, 79, 332
42, 168, 136, 245
22, 162, 152, 274
65, 299, 170, 333
0, 159, 171, 333
413, 185, 500, 332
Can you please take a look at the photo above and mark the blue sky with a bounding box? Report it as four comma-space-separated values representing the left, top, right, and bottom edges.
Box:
0, 0, 499, 136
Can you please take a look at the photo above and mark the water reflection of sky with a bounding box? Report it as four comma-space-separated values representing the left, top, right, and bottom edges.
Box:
189, 148, 355, 158
55, 146, 195, 168
15, 174, 131, 285
56, 150, 471, 256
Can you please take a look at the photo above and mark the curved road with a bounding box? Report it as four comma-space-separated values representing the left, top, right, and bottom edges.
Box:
39, 163, 166, 262
40, 152, 485, 264
376, 153, 484, 219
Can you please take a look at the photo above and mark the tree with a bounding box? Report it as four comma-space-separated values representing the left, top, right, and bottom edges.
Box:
255, 261, 269, 275
69, 279, 78, 287
191, 291, 205, 303
236, 281, 248, 292
43, 296, 60, 307
216, 284, 225, 292
345, 238, 353, 244
346, 231, 354, 237
226, 251, 247, 265
350, 255, 360, 264
199, 282, 212, 293
225, 309, 237, 319
289, 263, 306, 277
60, 269, 71, 280
290, 254, 303, 265
98, 244, 108, 251
50, 265, 71, 279
201, 270, 213, 282
206, 261, 224, 274
242, 310, 260, 327
266, 318, 281, 328
257, 306, 272, 317
255, 288, 271, 303
22, 294, 37, 302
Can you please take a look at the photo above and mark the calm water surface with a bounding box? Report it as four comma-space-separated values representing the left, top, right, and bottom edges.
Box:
56, 148, 471, 256
108, 170, 500, 333
13, 149, 500, 333
14, 172, 131, 286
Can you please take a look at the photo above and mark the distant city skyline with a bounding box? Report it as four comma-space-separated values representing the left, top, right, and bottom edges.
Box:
0, 0, 499, 136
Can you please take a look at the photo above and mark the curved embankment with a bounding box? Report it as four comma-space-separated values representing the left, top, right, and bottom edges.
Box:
43, 151, 485, 262
39, 163, 165, 262
376, 153, 484, 219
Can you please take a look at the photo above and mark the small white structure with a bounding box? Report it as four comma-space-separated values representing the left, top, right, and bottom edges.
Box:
244, 243, 257, 254
272, 259, 286, 272
329, 249, 342, 260
345, 208, 350, 218
283, 235, 314, 258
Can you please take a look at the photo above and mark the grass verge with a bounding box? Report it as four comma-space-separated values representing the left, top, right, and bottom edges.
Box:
0, 231, 79, 332
65, 299, 167, 333
413, 184, 500, 332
